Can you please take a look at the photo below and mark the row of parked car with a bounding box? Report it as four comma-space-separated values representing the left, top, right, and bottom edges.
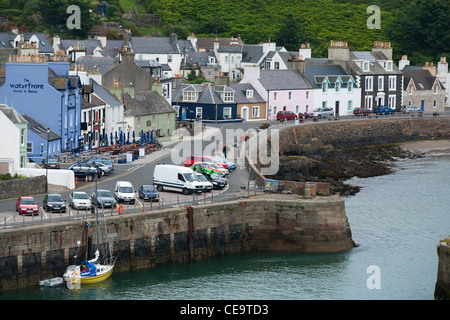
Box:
14, 181, 160, 216
277, 105, 421, 121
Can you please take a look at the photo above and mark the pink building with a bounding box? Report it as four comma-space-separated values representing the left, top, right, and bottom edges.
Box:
240, 65, 314, 120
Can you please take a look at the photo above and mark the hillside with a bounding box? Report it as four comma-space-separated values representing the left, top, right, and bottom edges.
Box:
0, 0, 447, 64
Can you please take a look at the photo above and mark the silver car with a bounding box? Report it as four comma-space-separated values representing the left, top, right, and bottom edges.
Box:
92, 189, 117, 208
310, 107, 334, 118
68, 191, 93, 211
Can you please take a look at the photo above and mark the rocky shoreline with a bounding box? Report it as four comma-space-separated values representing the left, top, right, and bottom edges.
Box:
266, 139, 429, 196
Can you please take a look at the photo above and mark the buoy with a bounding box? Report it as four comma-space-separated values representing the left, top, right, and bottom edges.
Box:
118, 205, 123, 214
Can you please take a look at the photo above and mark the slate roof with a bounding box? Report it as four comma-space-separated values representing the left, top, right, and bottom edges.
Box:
0, 104, 27, 124
185, 51, 217, 67
345, 51, 402, 75
82, 94, 106, 110
123, 91, 175, 117
128, 37, 180, 54
73, 56, 119, 75
172, 84, 236, 105
21, 114, 61, 141
304, 65, 350, 89
90, 79, 122, 107
59, 39, 103, 55
402, 68, 444, 91
230, 83, 266, 104
241, 45, 264, 64
0, 32, 53, 53
48, 68, 81, 90
259, 70, 313, 90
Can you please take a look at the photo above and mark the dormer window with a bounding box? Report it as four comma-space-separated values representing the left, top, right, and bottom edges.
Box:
335, 81, 340, 93
183, 91, 198, 101
222, 91, 234, 102
363, 61, 369, 72
246, 89, 253, 98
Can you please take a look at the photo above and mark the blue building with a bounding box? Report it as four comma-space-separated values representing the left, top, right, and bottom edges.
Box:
172, 83, 237, 121
0, 57, 82, 160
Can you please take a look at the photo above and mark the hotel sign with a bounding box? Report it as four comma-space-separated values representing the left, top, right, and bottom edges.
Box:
10, 78, 44, 94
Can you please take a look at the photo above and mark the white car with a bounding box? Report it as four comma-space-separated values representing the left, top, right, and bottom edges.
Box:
68, 191, 93, 210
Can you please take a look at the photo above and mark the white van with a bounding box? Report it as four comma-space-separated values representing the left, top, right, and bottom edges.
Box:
195, 173, 213, 192
114, 181, 135, 204
153, 164, 204, 195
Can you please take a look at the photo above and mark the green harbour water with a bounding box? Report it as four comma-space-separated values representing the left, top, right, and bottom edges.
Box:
2, 154, 449, 301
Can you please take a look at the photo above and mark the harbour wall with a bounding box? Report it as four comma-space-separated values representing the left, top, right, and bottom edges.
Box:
435, 238, 450, 300
278, 117, 450, 152
0, 194, 355, 291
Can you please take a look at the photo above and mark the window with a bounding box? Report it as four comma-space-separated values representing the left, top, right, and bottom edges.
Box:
363, 61, 369, 72
305, 105, 309, 113
378, 77, 384, 91
365, 77, 373, 91
275, 62, 279, 70
246, 90, 253, 98
21, 129, 25, 145
183, 91, 197, 101
434, 100, 437, 108
347, 100, 353, 111
273, 106, 277, 115
173, 105, 180, 117
196, 107, 202, 119
322, 82, 328, 93
223, 107, 232, 119
296, 105, 299, 113
409, 86, 412, 95
137, 116, 141, 128
388, 95, 396, 109
273, 92, 277, 101
386, 61, 393, 71
288, 92, 292, 100
365, 96, 373, 109
306, 91, 310, 99
27, 142, 32, 153
222, 92, 234, 102
322, 101, 327, 108
335, 81, 340, 93
252, 106, 260, 117
389, 76, 396, 90
434, 85, 438, 94
348, 81, 353, 92
168, 55, 172, 63
265, 61, 271, 69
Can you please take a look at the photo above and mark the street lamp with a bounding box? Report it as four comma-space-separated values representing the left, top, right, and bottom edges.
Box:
46, 128, 50, 193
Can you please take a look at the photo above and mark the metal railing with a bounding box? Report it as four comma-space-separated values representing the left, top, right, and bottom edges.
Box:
1, 184, 264, 229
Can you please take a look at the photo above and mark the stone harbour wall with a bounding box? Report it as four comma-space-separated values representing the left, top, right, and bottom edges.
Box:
435, 239, 450, 300
0, 194, 355, 291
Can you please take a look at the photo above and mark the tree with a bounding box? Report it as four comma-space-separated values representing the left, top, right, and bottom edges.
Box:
275, 14, 309, 52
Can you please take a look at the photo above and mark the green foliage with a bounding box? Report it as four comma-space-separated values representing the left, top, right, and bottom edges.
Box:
105, 4, 121, 20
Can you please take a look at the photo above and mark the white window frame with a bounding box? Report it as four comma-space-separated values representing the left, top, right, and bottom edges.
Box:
322, 82, 328, 93
348, 81, 353, 92
222, 92, 234, 102
347, 100, 353, 111
196, 107, 203, 119
365, 76, 373, 91
183, 91, 197, 101
378, 76, 384, 91
388, 95, 396, 109
252, 106, 260, 117
365, 96, 373, 109
363, 61, 369, 72
223, 107, 232, 118
273, 92, 277, 101
389, 76, 396, 91
173, 105, 180, 117
335, 81, 340, 93
288, 91, 292, 100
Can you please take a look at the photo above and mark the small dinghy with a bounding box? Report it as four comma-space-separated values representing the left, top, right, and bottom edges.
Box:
39, 277, 64, 287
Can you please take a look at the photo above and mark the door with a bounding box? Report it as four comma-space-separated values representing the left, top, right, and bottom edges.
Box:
421, 100, 424, 111
182, 107, 186, 121
335, 101, 340, 118
241, 107, 248, 121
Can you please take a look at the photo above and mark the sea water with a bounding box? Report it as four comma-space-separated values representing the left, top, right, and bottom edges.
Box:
2, 154, 449, 300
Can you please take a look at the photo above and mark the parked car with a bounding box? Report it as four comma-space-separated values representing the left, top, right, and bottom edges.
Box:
310, 107, 334, 118
43, 193, 67, 213
353, 108, 373, 116
68, 191, 93, 211
374, 106, 395, 115
91, 189, 117, 208
16, 196, 39, 215
184, 155, 229, 169
213, 154, 236, 171
114, 181, 136, 204
276, 111, 298, 120
83, 161, 112, 176
191, 162, 228, 176
68, 162, 102, 182
194, 173, 213, 192
84, 157, 114, 173
401, 105, 421, 113
205, 173, 228, 190
138, 185, 160, 201
42, 158, 60, 169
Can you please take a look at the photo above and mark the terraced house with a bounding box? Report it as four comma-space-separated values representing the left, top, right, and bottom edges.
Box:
328, 41, 403, 111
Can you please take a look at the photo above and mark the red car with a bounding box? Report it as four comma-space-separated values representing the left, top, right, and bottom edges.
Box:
184, 155, 229, 169
353, 108, 373, 116
276, 111, 298, 120
16, 196, 39, 215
